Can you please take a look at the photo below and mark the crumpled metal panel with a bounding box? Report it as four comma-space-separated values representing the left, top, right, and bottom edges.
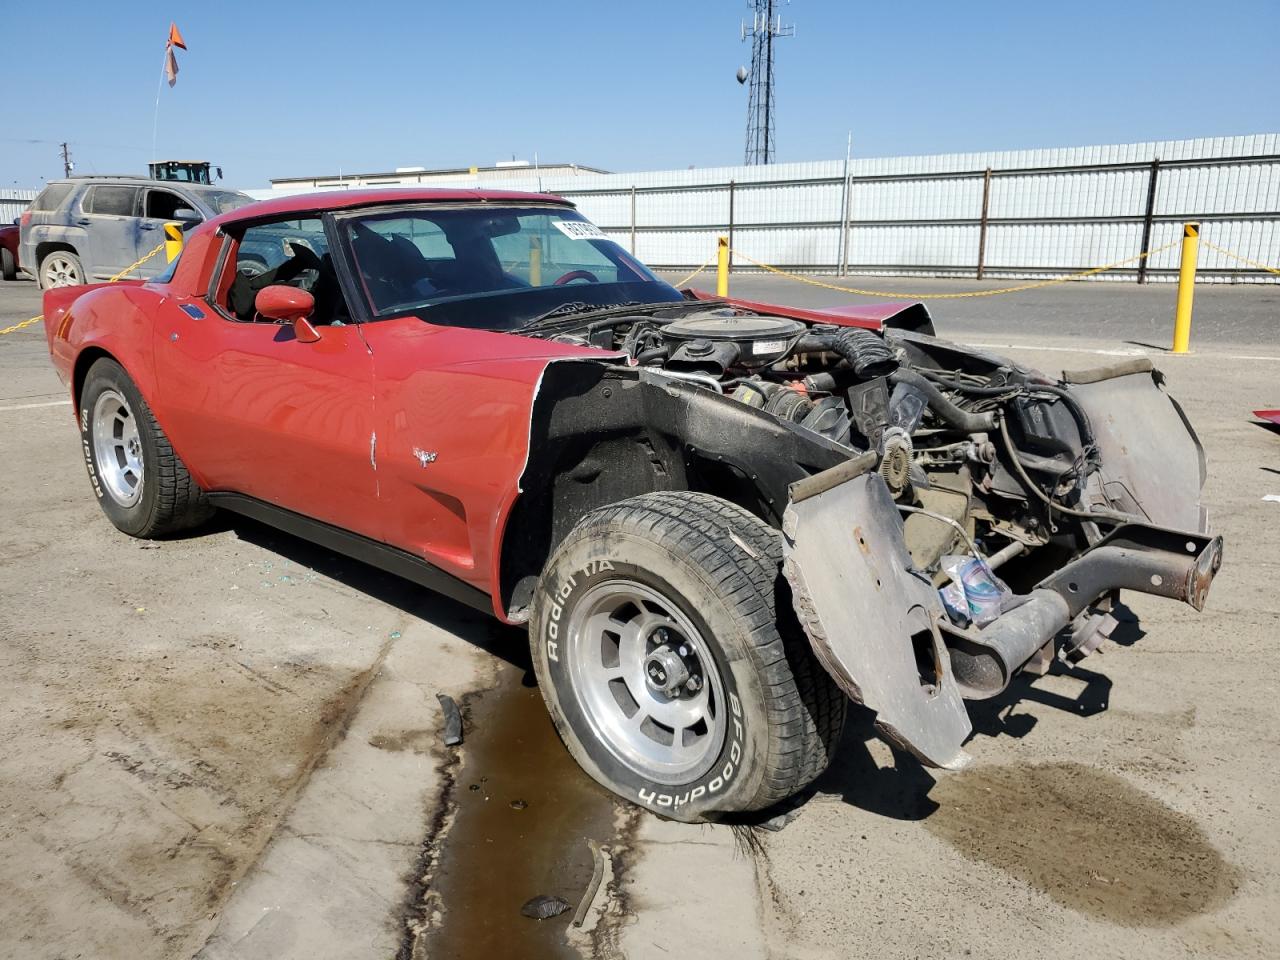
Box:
1067, 366, 1208, 533
782, 468, 972, 769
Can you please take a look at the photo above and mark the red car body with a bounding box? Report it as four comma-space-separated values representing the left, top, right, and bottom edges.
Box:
42, 188, 895, 622
0, 222, 20, 278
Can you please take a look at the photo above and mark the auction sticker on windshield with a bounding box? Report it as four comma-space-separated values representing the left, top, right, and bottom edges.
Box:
553, 220, 609, 241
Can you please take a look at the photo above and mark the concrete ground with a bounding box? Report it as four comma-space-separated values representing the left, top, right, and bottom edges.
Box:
1, 273, 1277, 960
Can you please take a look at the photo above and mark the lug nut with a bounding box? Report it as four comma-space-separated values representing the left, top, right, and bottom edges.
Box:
678, 644, 689, 657
685, 675, 702, 692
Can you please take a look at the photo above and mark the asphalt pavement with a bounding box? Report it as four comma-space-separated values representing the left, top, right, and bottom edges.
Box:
660, 269, 1280, 351
2, 274, 1278, 960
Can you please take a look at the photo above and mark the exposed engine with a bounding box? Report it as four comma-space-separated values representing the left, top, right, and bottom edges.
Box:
520, 296, 1217, 768
539, 300, 1118, 608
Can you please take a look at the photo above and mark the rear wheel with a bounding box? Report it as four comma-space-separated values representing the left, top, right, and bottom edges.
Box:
530, 492, 846, 822
1, 248, 16, 281
40, 250, 83, 289
79, 358, 213, 537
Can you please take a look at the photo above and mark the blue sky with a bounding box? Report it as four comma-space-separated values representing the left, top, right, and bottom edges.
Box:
2, 0, 1277, 190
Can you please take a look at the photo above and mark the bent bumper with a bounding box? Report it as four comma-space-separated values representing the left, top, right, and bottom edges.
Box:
781, 461, 1221, 770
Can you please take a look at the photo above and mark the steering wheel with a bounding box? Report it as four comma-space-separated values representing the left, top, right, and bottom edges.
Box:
553, 269, 599, 285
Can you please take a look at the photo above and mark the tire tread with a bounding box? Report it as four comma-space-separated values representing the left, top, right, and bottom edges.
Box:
83, 358, 213, 538
571, 491, 846, 811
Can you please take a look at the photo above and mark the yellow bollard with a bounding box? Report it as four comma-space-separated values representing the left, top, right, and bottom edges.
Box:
1172, 222, 1199, 354
530, 236, 542, 286
164, 222, 184, 263
716, 236, 729, 297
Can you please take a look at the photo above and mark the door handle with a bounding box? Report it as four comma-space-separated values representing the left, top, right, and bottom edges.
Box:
140, 221, 158, 230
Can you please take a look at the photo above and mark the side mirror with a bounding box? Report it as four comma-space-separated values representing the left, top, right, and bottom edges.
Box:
173, 207, 202, 225
255, 285, 319, 341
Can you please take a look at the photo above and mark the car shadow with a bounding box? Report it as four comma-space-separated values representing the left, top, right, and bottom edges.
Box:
793, 611, 1137, 825
214, 512, 530, 670
810, 705, 941, 821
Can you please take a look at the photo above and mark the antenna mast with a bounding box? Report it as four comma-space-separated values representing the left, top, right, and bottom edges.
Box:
741, 0, 793, 165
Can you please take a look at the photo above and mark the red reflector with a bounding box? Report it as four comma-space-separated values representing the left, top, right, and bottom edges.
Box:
20, 212, 31, 226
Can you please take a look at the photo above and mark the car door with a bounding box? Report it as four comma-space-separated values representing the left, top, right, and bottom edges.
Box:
138, 187, 200, 278
79, 185, 143, 280
153, 217, 381, 541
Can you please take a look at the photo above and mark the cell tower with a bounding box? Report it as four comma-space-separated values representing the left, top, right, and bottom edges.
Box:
739, 0, 794, 166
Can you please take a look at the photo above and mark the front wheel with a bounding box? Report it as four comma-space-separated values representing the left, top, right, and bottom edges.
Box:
1, 247, 16, 281
79, 357, 213, 537
530, 492, 846, 822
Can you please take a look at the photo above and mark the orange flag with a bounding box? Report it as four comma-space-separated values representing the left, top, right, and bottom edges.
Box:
165, 22, 186, 87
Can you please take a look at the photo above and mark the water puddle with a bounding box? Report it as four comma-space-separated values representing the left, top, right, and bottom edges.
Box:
402, 657, 622, 959
925, 762, 1239, 926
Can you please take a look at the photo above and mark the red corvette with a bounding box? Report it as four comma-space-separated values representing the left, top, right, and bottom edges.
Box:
43, 188, 1221, 821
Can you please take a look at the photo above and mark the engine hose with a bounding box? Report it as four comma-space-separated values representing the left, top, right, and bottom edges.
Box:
889, 368, 998, 432
997, 414, 1131, 523
797, 328, 899, 379
1023, 382, 1100, 464
917, 368, 1025, 397
921, 368, 1098, 455
634, 346, 668, 365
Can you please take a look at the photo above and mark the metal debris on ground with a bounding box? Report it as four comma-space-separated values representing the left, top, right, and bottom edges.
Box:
520, 895, 571, 920
571, 839, 605, 928
509, 799, 527, 809
436, 693, 463, 746
759, 806, 805, 833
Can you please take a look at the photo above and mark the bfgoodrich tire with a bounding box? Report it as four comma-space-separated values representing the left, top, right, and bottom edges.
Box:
530, 492, 846, 822
79, 357, 213, 537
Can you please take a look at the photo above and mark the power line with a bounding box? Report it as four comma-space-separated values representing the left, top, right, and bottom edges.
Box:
740, 0, 794, 166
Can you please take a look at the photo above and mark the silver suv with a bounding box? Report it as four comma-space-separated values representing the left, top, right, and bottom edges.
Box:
19, 176, 253, 288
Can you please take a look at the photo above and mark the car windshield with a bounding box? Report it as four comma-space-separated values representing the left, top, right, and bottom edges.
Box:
337, 205, 682, 329
203, 190, 255, 215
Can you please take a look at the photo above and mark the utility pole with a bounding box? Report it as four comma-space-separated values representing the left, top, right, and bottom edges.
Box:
60, 142, 73, 177
740, 1, 794, 165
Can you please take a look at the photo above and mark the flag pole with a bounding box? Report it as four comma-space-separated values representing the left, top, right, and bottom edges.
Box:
150, 45, 168, 167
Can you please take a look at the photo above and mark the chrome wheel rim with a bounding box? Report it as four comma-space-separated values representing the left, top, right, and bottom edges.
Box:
91, 389, 144, 507
565, 580, 726, 785
43, 255, 80, 287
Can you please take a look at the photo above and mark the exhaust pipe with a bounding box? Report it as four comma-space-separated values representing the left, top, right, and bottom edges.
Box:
946, 524, 1223, 698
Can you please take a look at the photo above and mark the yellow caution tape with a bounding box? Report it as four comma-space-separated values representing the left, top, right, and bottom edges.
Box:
0, 242, 165, 336
728, 241, 1182, 299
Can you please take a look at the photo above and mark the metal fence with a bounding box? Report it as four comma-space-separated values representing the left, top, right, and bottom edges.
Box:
411, 134, 1278, 283
14, 135, 1276, 283
0, 189, 37, 225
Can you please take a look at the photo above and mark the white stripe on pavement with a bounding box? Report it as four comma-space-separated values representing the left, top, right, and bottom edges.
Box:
0, 399, 72, 413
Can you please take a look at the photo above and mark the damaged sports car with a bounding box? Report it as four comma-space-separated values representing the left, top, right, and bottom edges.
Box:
42, 189, 1221, 821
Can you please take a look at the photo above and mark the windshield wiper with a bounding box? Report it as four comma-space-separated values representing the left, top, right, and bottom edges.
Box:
515, 301, 635, 333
